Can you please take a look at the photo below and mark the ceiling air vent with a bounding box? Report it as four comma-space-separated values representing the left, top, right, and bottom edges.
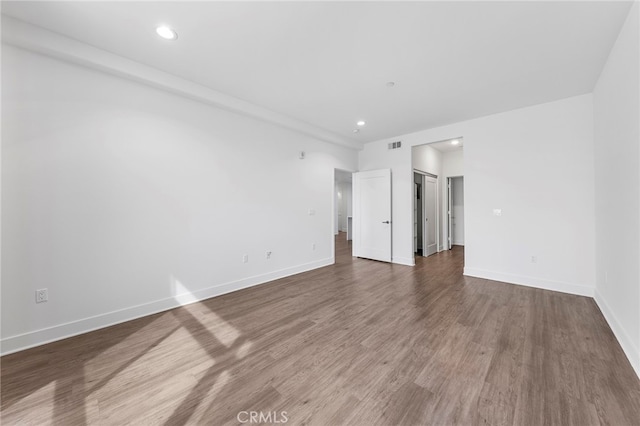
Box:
388, 141, 402, 150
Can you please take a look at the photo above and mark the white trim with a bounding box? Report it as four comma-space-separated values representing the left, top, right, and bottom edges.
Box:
464, 267, 594, 297
392, 256, 415, 266
0, 257, 334, 356
594, 289, 640, 380
1, 16, 362, 151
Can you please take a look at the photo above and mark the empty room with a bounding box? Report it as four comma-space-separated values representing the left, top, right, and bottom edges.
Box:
2, 1, 640, 425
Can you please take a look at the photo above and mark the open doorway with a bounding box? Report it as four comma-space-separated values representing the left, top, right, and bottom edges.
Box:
447, 176, 465, 249
413, 171, 438, 257
411, 137, 464, 262
334, 169, 353, 257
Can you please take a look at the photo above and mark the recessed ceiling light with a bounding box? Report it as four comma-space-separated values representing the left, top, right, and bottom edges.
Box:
386, 82, 395, 87
451, 140, 460, 145
156, 26, 178, 40
353, 129, 360, 133
357, 120, 366, 126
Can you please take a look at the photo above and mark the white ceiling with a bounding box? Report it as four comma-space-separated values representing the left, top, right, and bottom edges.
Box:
2, 1, 633, 145
428, 138, 464, 153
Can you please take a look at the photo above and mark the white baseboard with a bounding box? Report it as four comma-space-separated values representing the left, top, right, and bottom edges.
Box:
594, 289, 640, 380
463, 267, 594, 297
1, 257, 334, 356
392, 256, 415, 266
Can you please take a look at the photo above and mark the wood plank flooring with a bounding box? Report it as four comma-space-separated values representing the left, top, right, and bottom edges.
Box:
2, 234, 640, 425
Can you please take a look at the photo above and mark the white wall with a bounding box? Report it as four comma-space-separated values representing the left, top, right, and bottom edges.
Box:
441, 149, 464, 178
412, 144, 442, 176
360, 94, 596, 296
593, 1, 640, 378
1, 45, 358, 354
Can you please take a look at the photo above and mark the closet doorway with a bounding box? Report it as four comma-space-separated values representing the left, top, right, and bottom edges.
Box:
414, 171, 438, 257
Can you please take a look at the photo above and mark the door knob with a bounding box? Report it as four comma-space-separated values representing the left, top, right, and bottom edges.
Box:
382, 221, 390, 224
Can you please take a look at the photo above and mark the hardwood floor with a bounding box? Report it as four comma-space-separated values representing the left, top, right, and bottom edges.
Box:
2, 233, 640, 425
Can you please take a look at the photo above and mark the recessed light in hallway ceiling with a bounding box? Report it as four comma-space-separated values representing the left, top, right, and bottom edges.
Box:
156, 26, 178, 41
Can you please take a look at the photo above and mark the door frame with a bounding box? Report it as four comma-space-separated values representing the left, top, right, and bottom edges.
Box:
413, 169, 439, 259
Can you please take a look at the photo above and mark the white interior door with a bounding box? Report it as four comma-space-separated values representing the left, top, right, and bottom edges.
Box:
424, 176, 437, 257
353, 169, 392, 262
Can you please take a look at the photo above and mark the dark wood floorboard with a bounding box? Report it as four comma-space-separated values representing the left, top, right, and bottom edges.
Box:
2, 233, 639, 425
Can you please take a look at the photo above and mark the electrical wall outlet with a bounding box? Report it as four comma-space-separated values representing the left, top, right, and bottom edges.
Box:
35, 288, 48, 303
242, 254, 249, 263
266, 251, 272, 260
531, 256, 537, 264
312, 243, 316, 251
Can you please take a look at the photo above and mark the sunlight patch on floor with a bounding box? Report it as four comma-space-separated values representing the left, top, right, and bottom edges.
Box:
83, 319, 178, 389
7, 380, 56, 424
89, 326, 215, 423
236, 340, 253, 359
